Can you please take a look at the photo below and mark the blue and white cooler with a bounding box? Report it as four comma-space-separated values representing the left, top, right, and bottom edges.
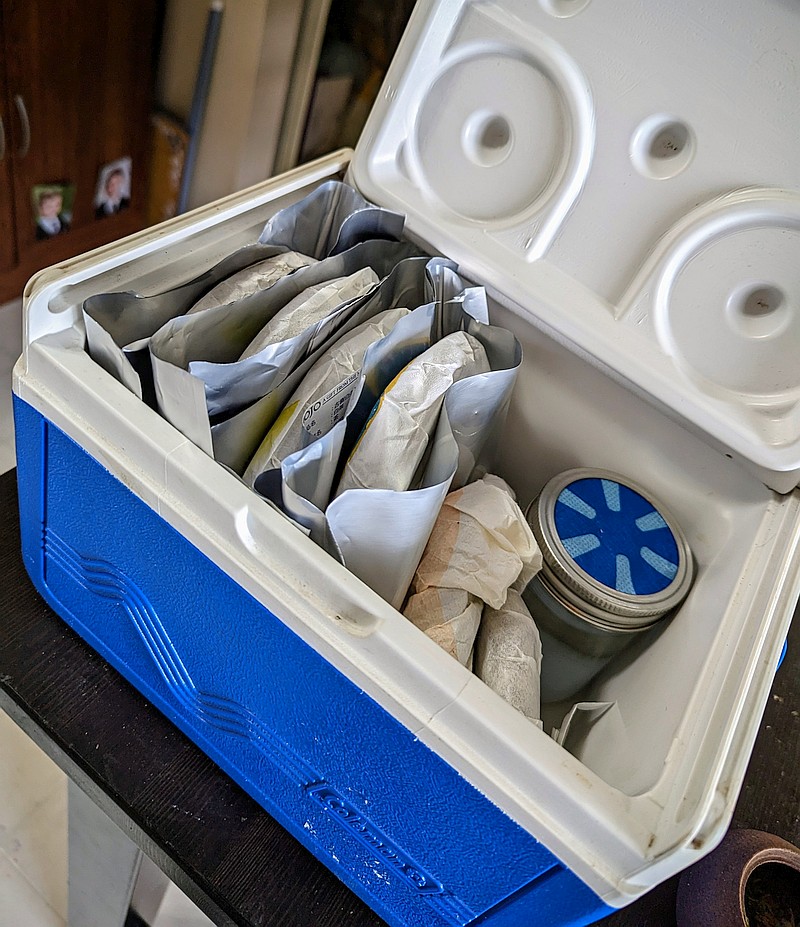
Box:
11, 1, 800, 925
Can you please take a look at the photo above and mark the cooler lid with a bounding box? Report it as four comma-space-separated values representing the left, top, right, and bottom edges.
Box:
349, 0, 800, 489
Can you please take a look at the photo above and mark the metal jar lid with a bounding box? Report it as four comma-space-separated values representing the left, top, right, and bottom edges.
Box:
526, 469, 695, 629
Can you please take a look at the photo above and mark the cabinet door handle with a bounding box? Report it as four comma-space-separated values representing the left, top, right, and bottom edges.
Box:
14, 95, 30, 158
0, 116, 5, 161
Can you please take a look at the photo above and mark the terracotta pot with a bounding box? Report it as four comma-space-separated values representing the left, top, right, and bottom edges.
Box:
675, 828, 800, 926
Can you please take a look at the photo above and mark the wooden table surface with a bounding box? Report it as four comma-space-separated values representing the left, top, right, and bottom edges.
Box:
1, 467, 798, 927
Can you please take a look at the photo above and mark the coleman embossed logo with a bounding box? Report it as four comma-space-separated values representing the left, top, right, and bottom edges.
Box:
305, 784, 474, 925
307, 784, 442, 893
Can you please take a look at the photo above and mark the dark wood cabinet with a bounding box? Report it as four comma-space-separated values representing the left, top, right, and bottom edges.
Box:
0, 0, 162, 303
0, 53, 16, 275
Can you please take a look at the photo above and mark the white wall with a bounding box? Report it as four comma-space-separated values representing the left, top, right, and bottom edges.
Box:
0, 299, 23, 473
156, 0, 306, 210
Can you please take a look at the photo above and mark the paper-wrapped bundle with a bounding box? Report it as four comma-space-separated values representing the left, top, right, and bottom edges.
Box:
403, 587, 483, 665
240, 267, 379, 360
244, 306, 409, 483
403, 476, 541, 667
187, 251, 317, 314
337, 330, 490, 495
474, 588, 542, 724
411, 475, 541, 610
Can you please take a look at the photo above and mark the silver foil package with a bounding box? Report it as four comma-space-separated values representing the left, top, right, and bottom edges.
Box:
149, 239, 419, 453
218, 256, 451, 475
279, 285, 522, 609
82, 179, 405, 407
244, 307, 410, 483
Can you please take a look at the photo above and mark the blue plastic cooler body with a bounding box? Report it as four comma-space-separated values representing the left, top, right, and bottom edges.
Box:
12, 394, 614, 927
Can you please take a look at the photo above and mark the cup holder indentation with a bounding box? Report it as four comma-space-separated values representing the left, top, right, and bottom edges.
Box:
409, 46, 576, 224
725, 282, 791, 341
631, 115, 695, 180
463, 111, 514, 168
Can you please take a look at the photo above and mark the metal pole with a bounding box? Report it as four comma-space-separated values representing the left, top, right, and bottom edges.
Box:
177, 0, 225, 214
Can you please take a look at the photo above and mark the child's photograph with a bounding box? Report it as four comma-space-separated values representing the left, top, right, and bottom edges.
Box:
94, 156, 132, 218
31, 183, 75, 240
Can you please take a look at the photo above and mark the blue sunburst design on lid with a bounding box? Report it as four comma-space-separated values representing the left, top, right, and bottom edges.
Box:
554, 477, 680, 595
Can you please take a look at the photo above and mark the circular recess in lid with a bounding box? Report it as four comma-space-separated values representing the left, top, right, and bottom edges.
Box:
658, 223, 800, 397
410, 47, 569, 223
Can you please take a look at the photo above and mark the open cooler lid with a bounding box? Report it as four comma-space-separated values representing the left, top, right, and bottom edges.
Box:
349, 0, 800, 491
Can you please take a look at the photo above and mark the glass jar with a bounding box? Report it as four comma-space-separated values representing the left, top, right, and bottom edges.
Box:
523, 468, 695, 702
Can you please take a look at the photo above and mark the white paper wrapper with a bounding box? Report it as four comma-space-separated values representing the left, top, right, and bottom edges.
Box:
187, 252, 317, 314
244, 306, 410, 483
403, 587, 482, 665
411, 476, 541, 611
240, 267, 379, 360
403, 475, 540, 666
474, 588, 542, 724
336, 331, 490, 495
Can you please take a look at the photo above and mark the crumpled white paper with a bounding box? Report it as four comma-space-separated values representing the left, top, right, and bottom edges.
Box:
403, 475, 542, 681
240, 266, 379, 359
403, 587, 483, 666
188, 251, 317, 314
336, 330, 490, 495
411, 475, 541, 610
